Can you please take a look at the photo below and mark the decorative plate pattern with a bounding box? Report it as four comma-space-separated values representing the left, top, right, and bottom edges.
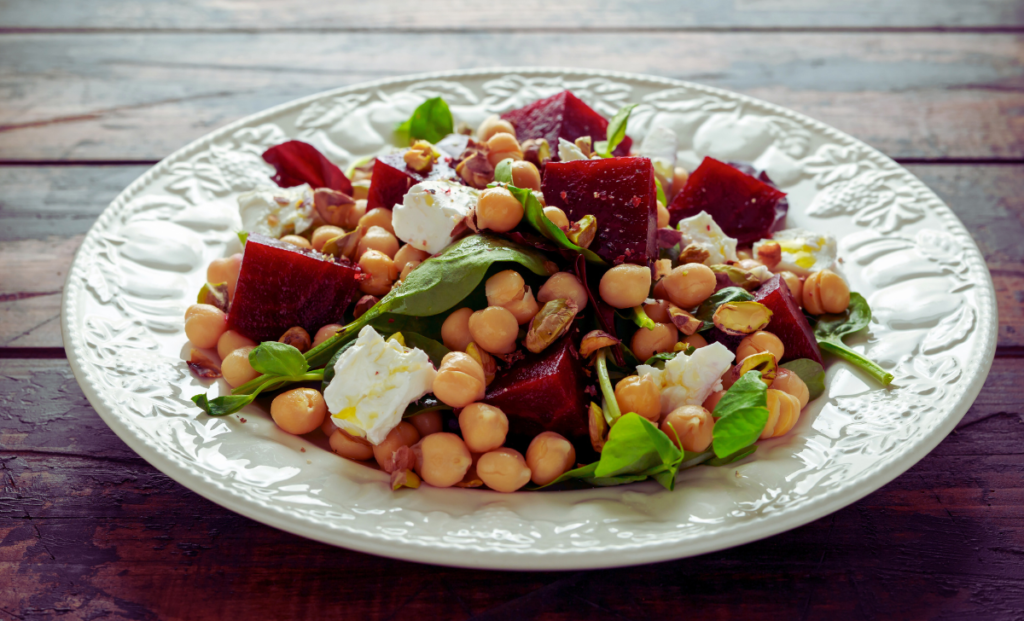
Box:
61, 68, 997, 570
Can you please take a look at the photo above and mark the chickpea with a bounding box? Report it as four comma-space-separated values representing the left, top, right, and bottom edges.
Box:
358, 207, 395, 235
358, 249, 397, 296
599, 264, 652, 309
652, 278, 669, 301
614, 375, 662, 422
681, 333, 707, 349
221, 346, 258, 388
433, 352, 486, 408
409, 410, 444, 437
312, 324, 344, 348
656, 200, 670, 228
311, 225, 345, 251
780, 271, 803, 303
631, 323, 678, 362
477, 114, 515, 142
736, 331, 785, 362
702, 390, 725, 414
643, 300, 672, 324
670, 166, 690, 200
506, 287, 540, 324
537, 272, 588, 311
413, 432, 472, 488
525, 432, 576, 486
543, 206, 570, 229
458, 403, 509, 453
803, 269, 850, 315
661, 405, 714, 452
486, 270, 526, 307
477, 448, 532, 493
510, 160, 541, 191
207, 253, 242, 299
357, 225, 399, 259
373, 421, 421, 471
486, 132, 523, 167
270, 388, 327, 435
468, 306, 519, 355
661, 263, 716, 309
399, 260, 420, 281
184, 304, 228, 349
441, 307, 474, 352
762, 389, 801, 439
774, 368, 810, 409
761, 390, 783, 439
476, 187, 524, 233
216, 329, 256, 360
280, 234, 312, 249
393, 244, 429, 273
345, 199, 368, 230
329, 428, 374, 461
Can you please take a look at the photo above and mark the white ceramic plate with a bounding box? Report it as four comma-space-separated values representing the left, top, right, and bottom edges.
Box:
62, 68, 997, 570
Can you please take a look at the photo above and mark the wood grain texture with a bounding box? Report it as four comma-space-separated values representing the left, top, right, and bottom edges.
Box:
2, 164, 1020, 349
0, 33, 1021, 161
2, 0, 1022, 30
2, 358, 1022, 620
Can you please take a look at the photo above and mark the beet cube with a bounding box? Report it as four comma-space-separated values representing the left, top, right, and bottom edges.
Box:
227, 234, 361, 343
754, 275, 823, 364
542, 157, 657, 265
668, 157, 787, 245
366, 151, 456, 209
483, 335, 588, 445
501, 90, 631, 159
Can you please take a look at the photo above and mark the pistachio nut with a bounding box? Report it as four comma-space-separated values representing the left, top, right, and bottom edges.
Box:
187, 348, 222, 379
455, 146, 494, 189
466, 341, 497, 385
321, 227, 362, 260
733, 351, 777, 387
521, 138, 551, 167
756, 240, 782, 270
667, 305, 701, 336
390, 468, 421, 491
314, 188, 356, 227
197, 281, 229, 312
589, 402, 608, 453
653, 258, 673, 281
579, 330, 621, 358
710, 264, 763, 291
712, 301, 773, 335
403, 140, 436, 174
525, 298, 579, 353
574, 136, 593, 158
678, 243, 711, 265
566, 214, 597, 249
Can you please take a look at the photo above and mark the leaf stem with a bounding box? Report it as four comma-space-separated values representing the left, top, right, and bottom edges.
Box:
819, 340, 894, 386
596, 349, 622, 423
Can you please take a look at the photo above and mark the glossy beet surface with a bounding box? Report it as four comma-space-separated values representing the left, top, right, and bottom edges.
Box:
263, 140, 353, 195
668, 157, 787, 245
754, 275, 823, 364
227, 234, 361, 343
542, 157, 657, 265
501, 90, 631, 159
483, 335, 589, 445
366, 151, 457, 209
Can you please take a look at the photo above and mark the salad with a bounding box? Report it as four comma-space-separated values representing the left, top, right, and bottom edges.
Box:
185, 91, 893, 493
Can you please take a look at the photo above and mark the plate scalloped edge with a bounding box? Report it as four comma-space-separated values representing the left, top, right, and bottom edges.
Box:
61, 67, 997, 570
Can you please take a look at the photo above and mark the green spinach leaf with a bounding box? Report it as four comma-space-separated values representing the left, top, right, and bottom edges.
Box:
400, 332, 451, 367
813, 292, 894, 386
506, 185, 607, 265
780, 358, 826, 401
712, 371, 769, 458
395, 97, 453, 144
594, 103, 637, 157
192, 393, 256, 417
654, 177, 667, 207
248, 341, 309, 377
695, 287, 754, 331
195, 367, 325, 416
706, 445, 757, 467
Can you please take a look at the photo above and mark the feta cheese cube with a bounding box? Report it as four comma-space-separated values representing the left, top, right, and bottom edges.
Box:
238, 184, 315, 239
393, 180, 477, 254
638, 342, 735, 415
677, 211, 739, 264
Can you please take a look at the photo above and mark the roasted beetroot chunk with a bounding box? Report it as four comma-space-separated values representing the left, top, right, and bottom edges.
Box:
366, 151, 456, 209
483, 335, 589, 445
227, 234, 361, 343
501, 91, 631, 159
542, 157, 657, 265
754, 275, 823, 364
668, 157, 787, 245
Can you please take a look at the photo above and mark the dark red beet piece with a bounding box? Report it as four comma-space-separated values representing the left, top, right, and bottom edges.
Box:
542, 157, 657, 266
501, 90, 631, 159
754, 275, 823, 364
263, 140, 352, 195
483, 335, 589, 446
668, 156, 787, 245
366, 151, 457, 209
227, 234, 361, 343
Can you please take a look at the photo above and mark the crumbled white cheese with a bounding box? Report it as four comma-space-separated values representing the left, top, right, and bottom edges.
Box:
557, 138, 588, 162
755, 228, 837, 276
677, 211, 739, 264
638, 342, 735, 415
237, 184, 315, 239
639, 125, 678, 188
322, 326, 437, 445
392, 180, 477, 254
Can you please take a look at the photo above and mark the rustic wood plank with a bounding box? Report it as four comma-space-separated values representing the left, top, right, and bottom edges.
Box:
2, 358, 1022, 620
0, 33, 1021, 161
1, 0, 1021, 30
2, 164, 1020, 349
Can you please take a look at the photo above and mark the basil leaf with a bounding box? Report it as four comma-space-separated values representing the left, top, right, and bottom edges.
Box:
401, 332, 451, 367
494, 158, 513, 184
695, 287, 754, 331
402, 396, 452, 419
304, 234, 556, 369
248, 341, 309, 377
644, 351, 678, 367
712, 371, 769, 458
654, 177, 667, 207
506, 185, 608, 266
813, 292, 894, 386
192, 393, 256, 417
237, 231, 248, 246
780, 358, 826, 401
602, 103, 637, 157
706, 445, 757, 467
197, 282, 229, 312
396, 97, 453, 144
595, 413, 681, 479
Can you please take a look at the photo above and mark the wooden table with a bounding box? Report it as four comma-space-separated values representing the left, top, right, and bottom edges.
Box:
2, 2, 1023, 618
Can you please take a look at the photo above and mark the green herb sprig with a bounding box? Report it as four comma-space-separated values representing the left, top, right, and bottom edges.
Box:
711, 371, 770, 458
814, 292, 894, 386
395, 97, 453, 145
594, 104, 637, 158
